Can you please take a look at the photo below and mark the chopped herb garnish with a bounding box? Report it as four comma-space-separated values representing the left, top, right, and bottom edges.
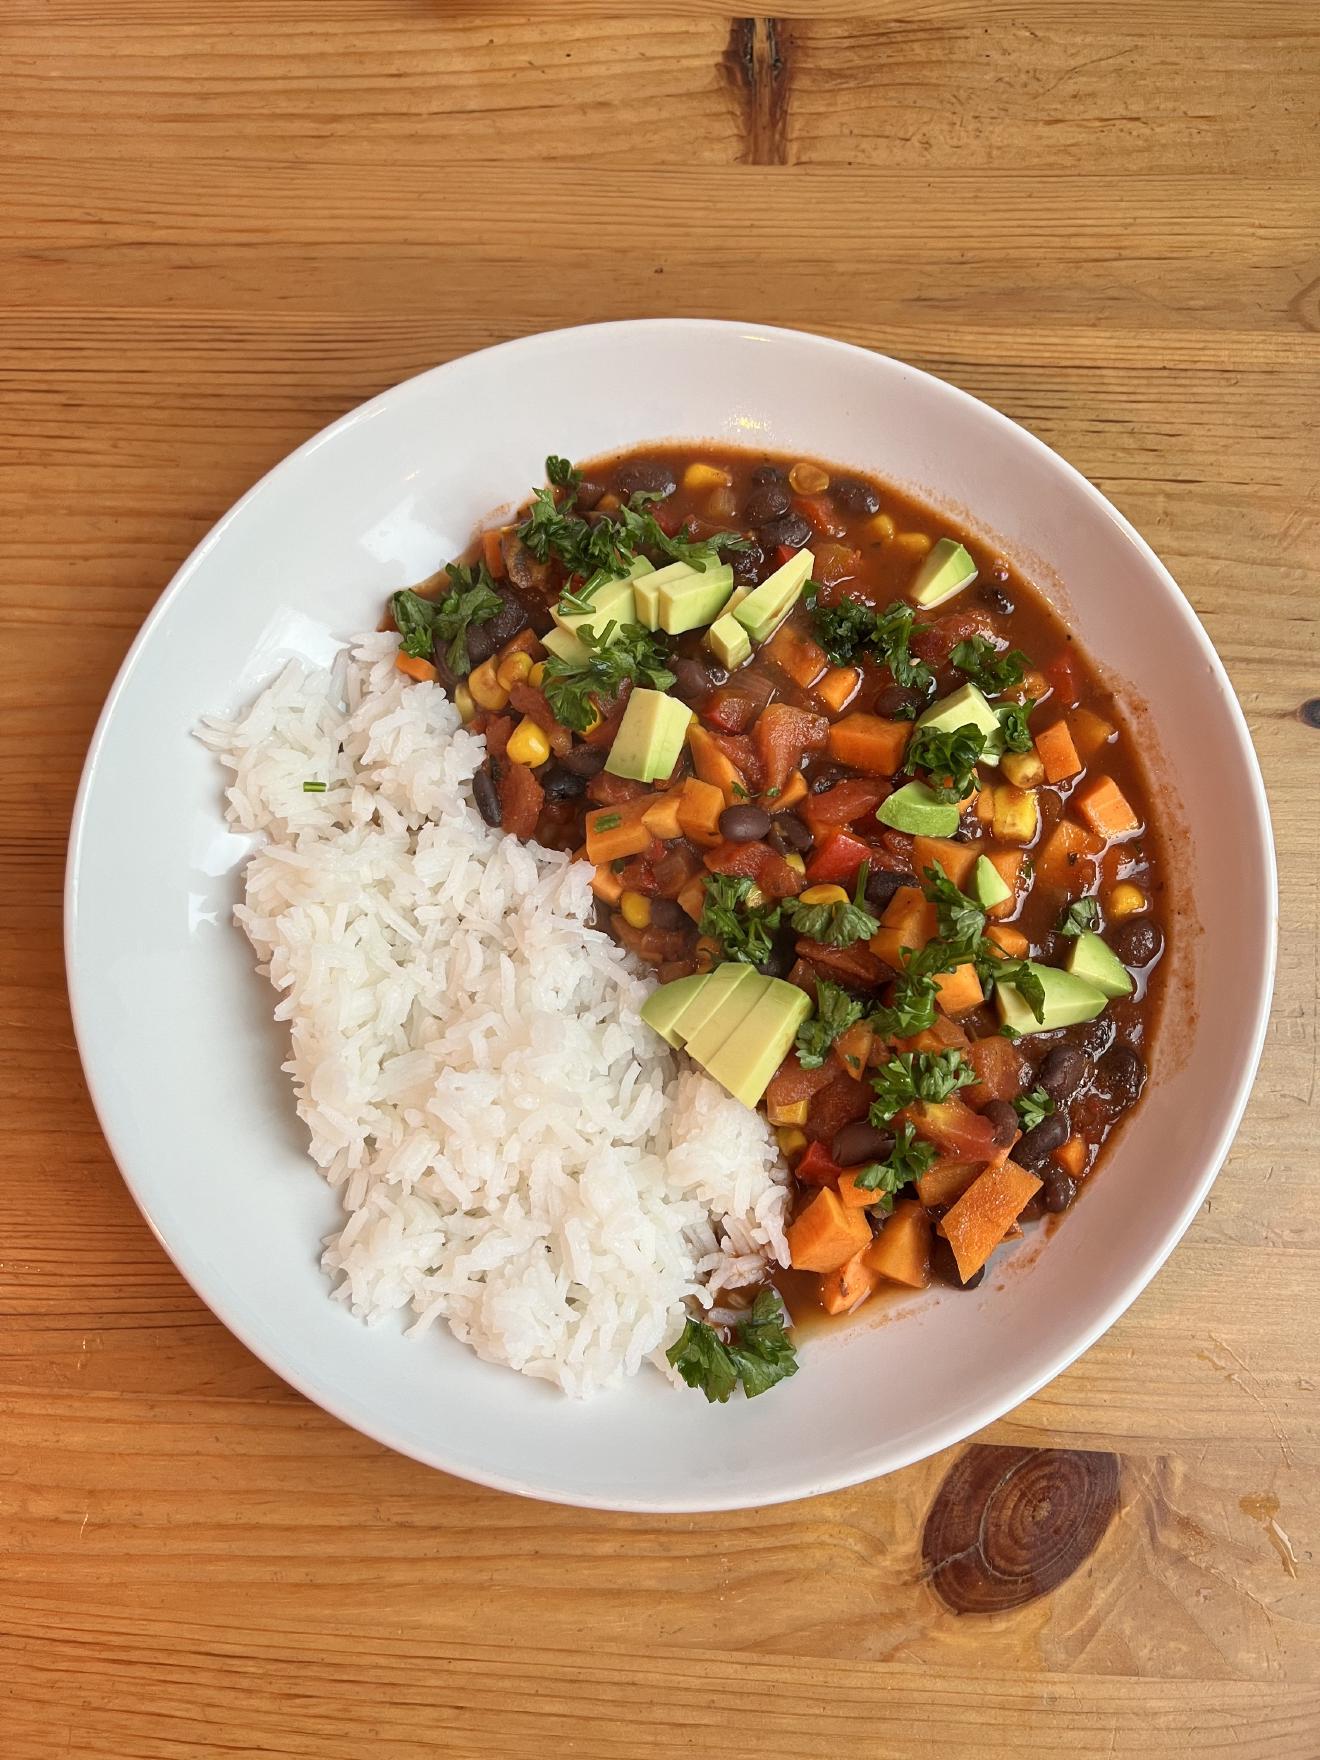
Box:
302, 780, 327, 794
785, 863, 879, 948
922, 861, 987, 955
542, 621, 675, 733
869, 1048, 976, 1123
905, 722, 987, 802
593, 812, 622, 832
699, 874, 783, 966
803, 590, 934, 703
667, 1288, 798, 1403
1015, 1086, 1056, 1132
995, 700, 1037, 754
978, 952, 1047, 1022
795, 978, 864, 1070
854, 1122, 938, 1213
391, 568, 504, 675
1058, 897, 1100, 938
1001, 1024, 1023, 1042
950, 636, 1030, 698
866, 962, 941, 1039
545, 454, 581, 491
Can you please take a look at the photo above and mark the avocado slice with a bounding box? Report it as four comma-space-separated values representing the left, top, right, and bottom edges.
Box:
604, 688, 694, 783
662, 960, 756, 1049
995, 962, 1108, 1036
910, 539, 977, 608
876, 780, 961, 838
682, 970, 771, 1067
698, 979, 814, 1109
640, 973, 713, 1048
631, 557, 663, 629
971, 854, 1012, 910
732, 549, 815, 644
915, 681, 1002, 765
658, 562, 735, 634
707, 610, 752, 669
552, 560, 650, 645
1066, 930, 1134, 1000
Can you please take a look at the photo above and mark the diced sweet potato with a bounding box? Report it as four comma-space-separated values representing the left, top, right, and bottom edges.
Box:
640, 793, 683, 839
837, 1169, 881, 1208
585, 798, 654, 865
863, 1200, 932, 1289
832, 1022, 874, 1081
984, 847, 1023, 919
1034, 817, 1103, 889
675, 777, 725, 846
912, 835, 979, 889
1054, 1136, 1087, 1179
768, 771, 809, 813
933, 962, 984, 1017
826, 713, 912, 776
687, 724, 747, 804
1034, 719, 1083, 783
1069, 707, 1115, 763
985, 923, 1029, 958
814, 666, 862, 714
820, 1248, 879, 1314
764, 621, 828, 689
915, 1158, 982, 1207
938, 1159, 1042, 1282
1074, 774, 1141, 840
788, 1188, 872, 1273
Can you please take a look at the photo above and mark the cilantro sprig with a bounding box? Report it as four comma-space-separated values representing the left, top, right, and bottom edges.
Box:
905, 722, 987, 802
951, 636, 1030, 698
1014, 1087, 1056, 1132
785, 863, 879, 948
853, 1121, 938, 1213
698, 875, 783, 967
1058, 897, 1100, 938
541, 621, 675, 733
995, 700, 1036, 754
869, 1049, 976, 1123
666, 1288, 798, 1403
795, 978, 864, 1070
390, 561, 504, 676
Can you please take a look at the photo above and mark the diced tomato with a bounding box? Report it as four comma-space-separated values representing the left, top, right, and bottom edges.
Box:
754, 704, 829, 797
776, 543, 803, 567
757, 847, 806, 901
616, 858, 660, 896
587, 771, 649, 807
708, 731, 765, 791
812, 542, 864, 585
582, 680, 632, 747
786, 958, 819, 998
793, 495, 848, 539
703, 839, 803, 900
795, 1139, 845, 1186
909, 608, 996, 666
795, 937, 885, 987
876, 829, 918, 877
651, 846, 703, 897
483, 714, 514, 761
965, 1035, 1028, 1108
804, 831, 873, 888
904, 1097, 997, 1162
807, 1072, 873, 1143
802, 779, 890, 835
702, 689, 761, 734
766, 1051, 835, 1113
508, 680, 558, 735
497, 760, 544, 840
649, 502, 684, 537
703, 840, 764, 879
1045, 650, 1082, 708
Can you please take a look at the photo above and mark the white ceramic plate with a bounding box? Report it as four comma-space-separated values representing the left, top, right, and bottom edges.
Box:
67, 320, 1275, 1512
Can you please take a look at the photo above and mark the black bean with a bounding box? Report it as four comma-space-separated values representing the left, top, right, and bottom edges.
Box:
648, 898, 686, 931
980, 1099, 1020, 1149
1015, 1111, 1069, 1170
719, 803, 772, 843
575, 480, 606, 512
614, 458, 676, 498
1108, 916, 1163, 969
757, 925, 799, 979
977, 582, 1015, 617
1074, 1016, 1116, 1060
831, 477, 881, 516
670, 657, 714, 705
772, 812, 814, 853
483, 595, 528, 652
1042, 1172, 1077, 1213
931, 1233, 985, 1290
1037, 1044, 1094, 1105
1100, 1046, 1146, 1107
757, 512, 813, 550
558, 744, 608, 778
744, 482, 792, 524
472, 762, 502, 827
464, 621, 497, 667
751, 462, 787, 486
864, 867, 908, 912
808, 762, 848, 794
730, 542, 765, 584
831, 1121, 894, 1168
540, 763, 588, 801
872, 683, 926, 720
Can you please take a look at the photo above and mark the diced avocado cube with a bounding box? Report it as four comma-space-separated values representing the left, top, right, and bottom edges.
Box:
995, 963, 1109, 1036
630, 558, 661, 629
665, 960, 756, 1049
542, 625, 589, 666
682, 971, 771, 1067
876, 780, 961, 838
707, 610, 752, 669
658, 562, 734, 634
910, 539, 977, 608
553, 557, 652, 644
971, 854, 1012, 910
733, 549, 815, 644
604, 688, 694, 783
916, 681, 1002, 765
1066, 930, 1134, 1000
640, 973, 714, 1048
698, 979, 814, 1110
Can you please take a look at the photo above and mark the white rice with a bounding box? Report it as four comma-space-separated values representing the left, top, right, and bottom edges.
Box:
197, 633, 789, 1396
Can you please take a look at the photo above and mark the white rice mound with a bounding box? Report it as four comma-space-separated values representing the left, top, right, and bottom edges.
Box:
197, 633, 789, 1397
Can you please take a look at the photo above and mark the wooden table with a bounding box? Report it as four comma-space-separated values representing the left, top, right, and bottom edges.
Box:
3, 5, 1317, 1754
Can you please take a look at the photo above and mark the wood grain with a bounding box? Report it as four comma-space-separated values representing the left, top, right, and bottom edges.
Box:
1, 4, 1317, 1755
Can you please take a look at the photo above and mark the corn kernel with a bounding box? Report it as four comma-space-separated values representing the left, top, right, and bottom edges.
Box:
784, 852, 806, 875
775, 1126, 809, 1159
1020, 667, 1049, 701
1107, 882, 1148, 920
1001, 747, 1045, 789
468, 658, 509, 711
506, 717, 551, 767
453, 682, 477, 724
528, 660, 547, 689
870, 512, 897, 542
770, 1097, 811, 1128
799, 883, 849, 906
620, 889, 652, 930
682, 461, 732, 493
991, 785, 1040, 845
581, 700, 603, 734
788, 462, 830, 495
496, 650, 533, 692
894, 531, 933, 557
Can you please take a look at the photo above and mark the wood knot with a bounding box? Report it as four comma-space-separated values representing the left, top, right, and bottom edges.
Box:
1298, 697, 1320, 729
922, 1444, 1120, 1614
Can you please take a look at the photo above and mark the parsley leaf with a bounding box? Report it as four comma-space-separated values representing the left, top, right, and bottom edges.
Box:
698, 874, 783, 966
995, 700, 1036, 754
866, 963, 940, 1039
795, 978, 864, 1070
950, 636, 1030, 698
1015, 1086, 1056, 1132
430, 561, 506, 677
802, 591, 934, 705
519, 487, 626, 584
667, 1288, 798, 1403
921, 861, 987, 955
545, 454, 581, 490
869, 1049, 975, 1123
785, 863, 880, 948
541, 621, 675, 733
854, 1122, 938, 1213
1058, 897, 1100, 938
390, 588, 440, 660
977, 952, 1047, 1023
905, 722, 987, 802
613, 501, 752, 572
